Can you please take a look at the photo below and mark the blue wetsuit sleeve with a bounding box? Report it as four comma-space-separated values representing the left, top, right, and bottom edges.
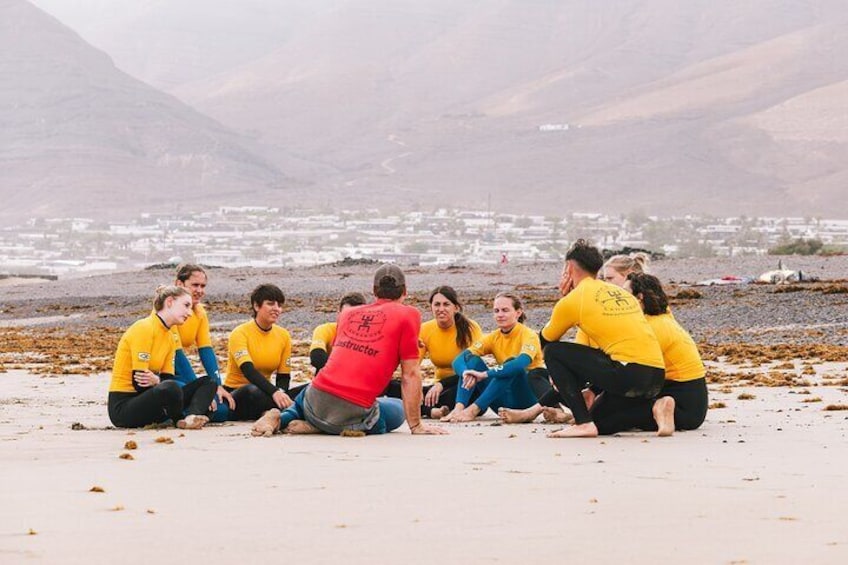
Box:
198, 346, 220, 385
487, 354, 531, 380
173, 349, 196, 385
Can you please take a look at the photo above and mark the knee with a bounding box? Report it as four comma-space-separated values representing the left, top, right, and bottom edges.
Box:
157, 379, 182, 400
465, 354, 487, 372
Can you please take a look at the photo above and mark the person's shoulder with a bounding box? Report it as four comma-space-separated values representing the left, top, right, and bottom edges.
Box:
393, 302, 421, 319
127, 314, 154, 335
230, 319, 253, 335
420, 318, 437, 332
516, 322, 539, 339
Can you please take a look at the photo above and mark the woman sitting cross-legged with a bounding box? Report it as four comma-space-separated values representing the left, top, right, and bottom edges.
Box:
222, 284, 304, 422
107, 285, 217, 430
440, 292, 543, 423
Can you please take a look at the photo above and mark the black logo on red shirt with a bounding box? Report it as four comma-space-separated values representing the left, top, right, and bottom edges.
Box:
343, 309, 387, 342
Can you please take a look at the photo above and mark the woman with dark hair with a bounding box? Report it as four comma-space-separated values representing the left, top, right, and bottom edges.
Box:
108, 285, 217, 429
440, 292, 542, 423
414, 286, 484, 418
589, 273, 708, 436
222, 284, 302, 422
171, 264, 233, 422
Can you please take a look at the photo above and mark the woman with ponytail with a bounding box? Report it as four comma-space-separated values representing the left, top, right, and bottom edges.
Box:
415, 286, 484, 418
107, 285, 217, 429
589, 273, 708, 436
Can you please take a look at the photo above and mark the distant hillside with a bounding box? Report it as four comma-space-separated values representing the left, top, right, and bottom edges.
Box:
19, 0, 848, 219
0, 0, 291, 226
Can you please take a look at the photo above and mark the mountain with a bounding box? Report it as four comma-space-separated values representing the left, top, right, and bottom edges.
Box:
20, 1, 848, 219
0, 0, 290, 226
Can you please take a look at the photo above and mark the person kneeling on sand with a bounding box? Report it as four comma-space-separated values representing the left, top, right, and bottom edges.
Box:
107, 285, 217, 430
252, 264, 447, 437
502, 239, 666, 437
584, 273, 708, 436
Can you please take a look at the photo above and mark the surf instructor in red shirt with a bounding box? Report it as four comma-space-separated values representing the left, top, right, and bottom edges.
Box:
253, 264, 447, 436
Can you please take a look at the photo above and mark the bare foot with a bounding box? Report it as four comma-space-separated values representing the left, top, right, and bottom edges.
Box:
251, 409, 281, 437
498, 405, 543, 424
285, 419, 320, 435
440, 405, 465, 422
177, 414, 209, 430
542, 407, 575, 425
547, 422, 599, 438
653, 396, 675, 437
442, 405, 480, 422
582, 388, 597, 411
429, 406, 449, 419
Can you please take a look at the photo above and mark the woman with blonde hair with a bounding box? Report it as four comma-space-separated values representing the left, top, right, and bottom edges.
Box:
600, 252, 650, 287
107, 285, 217, 429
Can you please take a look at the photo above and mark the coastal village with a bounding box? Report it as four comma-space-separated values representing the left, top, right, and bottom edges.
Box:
3, 207, 848, 277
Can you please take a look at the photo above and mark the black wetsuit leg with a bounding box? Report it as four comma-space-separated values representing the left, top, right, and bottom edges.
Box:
228, 384, 276, 421
591, 377, 708, 434
108, 380, 183, 428
180, 376, 218, 417
526, 367, 559, 407
544, 341, 665, 425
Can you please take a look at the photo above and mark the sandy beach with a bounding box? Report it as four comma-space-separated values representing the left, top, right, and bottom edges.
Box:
1, 260, 848, 563
1, 368, 847, 564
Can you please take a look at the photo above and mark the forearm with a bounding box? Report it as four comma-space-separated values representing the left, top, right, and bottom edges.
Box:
198, 346, 220, 384
240, 362, 277, 396
487, 354, 531, 380
400, 366, 423, 430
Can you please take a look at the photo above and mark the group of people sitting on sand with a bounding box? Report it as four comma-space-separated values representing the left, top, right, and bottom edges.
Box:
107, 239, 708, 438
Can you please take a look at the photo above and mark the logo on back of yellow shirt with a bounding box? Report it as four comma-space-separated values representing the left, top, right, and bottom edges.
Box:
138, 352, 150, 361
595, 287, 639, 316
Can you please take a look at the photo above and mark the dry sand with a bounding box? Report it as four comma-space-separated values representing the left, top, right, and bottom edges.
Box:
1, 366, 847, 564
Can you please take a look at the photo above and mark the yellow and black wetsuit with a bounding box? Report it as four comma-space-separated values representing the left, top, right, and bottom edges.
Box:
223, 319, 293, 421
107, 313, 216, 428
540, 277, 666, 427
